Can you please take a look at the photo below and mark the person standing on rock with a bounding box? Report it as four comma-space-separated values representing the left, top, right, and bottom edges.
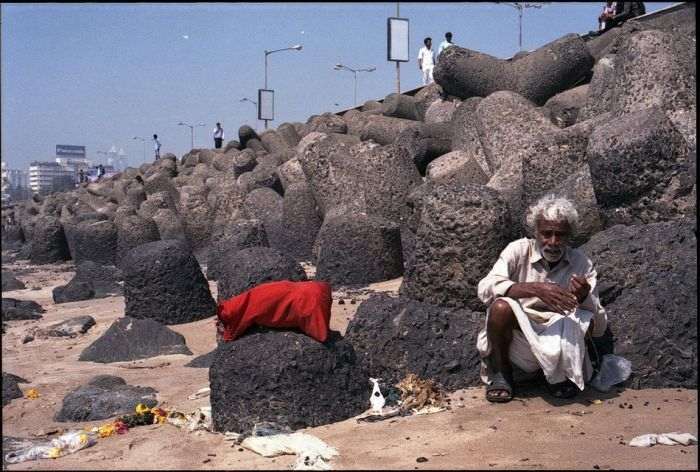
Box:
436, 32, 454, 63
153, 134, 161, 160
213, 122, 225, 149
417, 37, 435, 85
476, 194, 607, 403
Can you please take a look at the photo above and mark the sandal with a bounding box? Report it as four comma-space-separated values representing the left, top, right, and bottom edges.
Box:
486, 372, 514, 403
545, 379, 579, 399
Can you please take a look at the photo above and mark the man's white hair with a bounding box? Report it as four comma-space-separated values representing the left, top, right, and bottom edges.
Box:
526, 194, 579, 233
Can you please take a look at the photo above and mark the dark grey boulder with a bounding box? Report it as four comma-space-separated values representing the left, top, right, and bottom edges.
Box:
587, 107, 691, 224
54, 375, 158, 422
152, 208, 188, 244
207, 219, 269, 281
216, 246, 307, 301
67, 220, 118, 265
74, 261, 123, 297
115, 213, 160, 262
177, 185, 213, 250
345, 293, 484, 390
38, 315, 96, 338
244, 188, 285, 251
280, 182, 322, 261
382, 93, 421, 121
185, 348, 219, 368
249, 161, 283, 194
259, 129, 291, 154
542, 84, 589, 128
2, 271, 26, 292
79, 317, 193, 363
581, 219, 696, 389
360, 114, 421, 145
401, 183, 512, 311
2, 298, 44, 321
210, 331, 367, 433
276, 122, 301, 148
307, 112, 347, 134
122, 239, 216, 325
232, 150, 257, 177
29, 216, 71, 265
238, 125, 260, 148
426, 150, 489, 187
1, 224, 24, 250
315, 210, 403, 287
138, 191, 178, 221
395, 123, 453, 175
434, 33, 594, 105
2, 372, 28, 407
53, 279, 95, 304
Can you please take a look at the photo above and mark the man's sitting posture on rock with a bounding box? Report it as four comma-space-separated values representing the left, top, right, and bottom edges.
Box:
476, 195, 607, 403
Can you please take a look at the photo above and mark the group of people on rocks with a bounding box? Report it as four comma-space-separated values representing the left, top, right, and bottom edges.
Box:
417, 32, 454, 85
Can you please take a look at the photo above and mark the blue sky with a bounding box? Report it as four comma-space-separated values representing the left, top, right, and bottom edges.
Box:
1, 2, 675, 169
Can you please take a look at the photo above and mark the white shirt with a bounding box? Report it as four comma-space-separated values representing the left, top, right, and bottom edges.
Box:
477, 237, 607, 337
417, 46, 435, 68
213, 127, 225, 139
154, 139, 161, 151
437, 40, 453, 58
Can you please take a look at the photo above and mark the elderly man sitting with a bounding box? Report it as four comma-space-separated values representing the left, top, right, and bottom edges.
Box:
476, 194, 607, 403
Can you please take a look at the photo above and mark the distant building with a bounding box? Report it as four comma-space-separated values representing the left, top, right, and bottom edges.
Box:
28, 161, 75, 195
55, 144, 91, 174
1, 161, 30, 203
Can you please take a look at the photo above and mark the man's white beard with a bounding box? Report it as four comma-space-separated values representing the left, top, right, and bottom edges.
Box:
537, 241, 564, 263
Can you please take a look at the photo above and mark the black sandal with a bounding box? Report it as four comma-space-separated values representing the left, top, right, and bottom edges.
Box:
546, 379, 579, 399
486, 372, 514, 403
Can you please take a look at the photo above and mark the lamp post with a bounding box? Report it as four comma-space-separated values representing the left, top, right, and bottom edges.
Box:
132, 136, 146, 164
240, 97, 258, 131
177, 121, 206, 150
263, 44, 303, 129
333, 64, 376, 107
497, 2, 546, 51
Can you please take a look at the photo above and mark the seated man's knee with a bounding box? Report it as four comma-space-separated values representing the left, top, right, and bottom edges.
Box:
488, 299, 516, 332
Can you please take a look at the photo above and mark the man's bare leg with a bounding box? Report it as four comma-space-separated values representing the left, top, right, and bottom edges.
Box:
486, 299, 519, 399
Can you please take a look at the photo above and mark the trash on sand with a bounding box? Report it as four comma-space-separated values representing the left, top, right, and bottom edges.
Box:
591, 399, 603, 405
590, 355, 632, 393
396, 373, 447, 414
25, 388, 40, 400
252, 422, 293, 437
369, 378, 386, 415
4, 430, 97, 464
165, 406, 213, 432
241, 431, 338, 470
223, 431, 242, 443
356, 407, 406, 423
188, 387, 211, 400
629, 433, 698, 447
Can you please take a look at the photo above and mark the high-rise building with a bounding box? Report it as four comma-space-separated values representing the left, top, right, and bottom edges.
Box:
55, 144, 90, 173
28, 161, 75, 195
2, 161, 30, 203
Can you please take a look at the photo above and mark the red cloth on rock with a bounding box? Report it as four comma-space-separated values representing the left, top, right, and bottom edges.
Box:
216, 280, 332, 342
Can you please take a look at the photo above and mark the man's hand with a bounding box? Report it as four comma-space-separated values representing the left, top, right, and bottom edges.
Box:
568, 274, 591, 304
535, 282, 579, 315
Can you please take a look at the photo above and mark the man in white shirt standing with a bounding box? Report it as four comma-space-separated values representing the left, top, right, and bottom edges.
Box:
417, 37, 435, 85
153, 134, 161, 160
436, 32, 454, 63
476, 194, 608, 403
213, 122, 225, 149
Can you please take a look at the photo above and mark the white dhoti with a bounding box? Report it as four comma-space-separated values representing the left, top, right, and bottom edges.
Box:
476, 296, 594, 390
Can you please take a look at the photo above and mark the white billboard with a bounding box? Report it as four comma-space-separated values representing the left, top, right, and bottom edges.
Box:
387, 17, 409, 62
258, 89, 274, 121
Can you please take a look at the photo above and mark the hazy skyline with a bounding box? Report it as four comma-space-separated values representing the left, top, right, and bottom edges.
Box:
1, 2, 675, 169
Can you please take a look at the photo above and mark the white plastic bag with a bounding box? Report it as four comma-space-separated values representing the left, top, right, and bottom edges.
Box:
590, 354, 632, 392
4, 430, 97, 464
369, 378, 385, 415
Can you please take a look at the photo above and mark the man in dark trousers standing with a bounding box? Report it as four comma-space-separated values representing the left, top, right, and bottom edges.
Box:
213, 122, 225, 149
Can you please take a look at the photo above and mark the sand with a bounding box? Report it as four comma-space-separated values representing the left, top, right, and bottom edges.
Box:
1, 258, 697, 470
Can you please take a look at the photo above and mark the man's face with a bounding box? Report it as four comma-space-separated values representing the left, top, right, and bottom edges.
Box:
426, 39, 432, 49
535, 217, 571, 263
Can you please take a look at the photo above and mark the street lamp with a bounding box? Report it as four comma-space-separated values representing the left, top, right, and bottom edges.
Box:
496, 2, 547, 51
263, 44, 303, 129
177, 122, 206, 150
333, 63, 376, 107
133, 136, 146, 164
240, 97, 258, 130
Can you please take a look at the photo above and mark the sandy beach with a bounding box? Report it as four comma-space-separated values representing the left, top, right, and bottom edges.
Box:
2, 258, 697, 470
